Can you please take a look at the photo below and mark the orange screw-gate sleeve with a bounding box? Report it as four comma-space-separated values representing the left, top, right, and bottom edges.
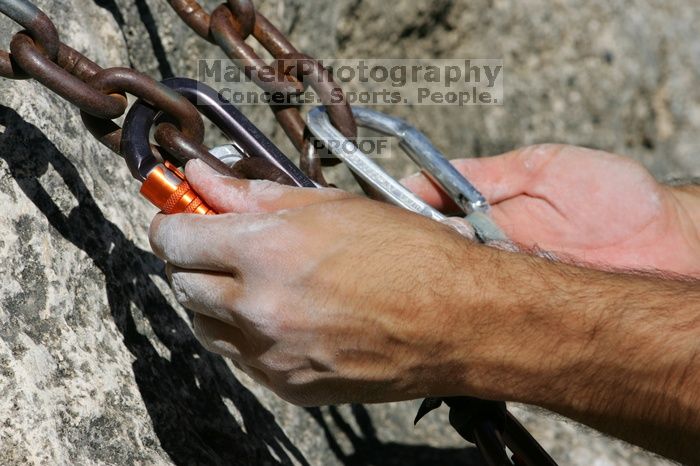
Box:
140, 163, 216, 215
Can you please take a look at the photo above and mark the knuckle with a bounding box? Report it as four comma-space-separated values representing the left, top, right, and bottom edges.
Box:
169, 270, 194, 307
257, 352, 299, 374
164, 262, 175, 281
517, 144, 564, 173
148, 214, 167, 257
244, 293, 290, 336
249, 357, 322, 406
193, 314, 215, 352
522, 143, 565, 160
149, 214, 185, 261
238, 363, 271, 386
194, 315, 245, 361
524, 143, 563, 154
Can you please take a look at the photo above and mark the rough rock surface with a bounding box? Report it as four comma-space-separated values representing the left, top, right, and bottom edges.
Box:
0, 0, 696, 464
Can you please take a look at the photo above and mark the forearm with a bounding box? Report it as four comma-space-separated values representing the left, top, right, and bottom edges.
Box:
446, 245, 700, 464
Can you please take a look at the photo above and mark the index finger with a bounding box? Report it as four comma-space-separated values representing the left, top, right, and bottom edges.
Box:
148, 211, 284, 272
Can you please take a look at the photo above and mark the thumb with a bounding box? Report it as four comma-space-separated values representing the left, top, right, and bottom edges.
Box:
184, 159, 350, 214
401, 146, 553, 209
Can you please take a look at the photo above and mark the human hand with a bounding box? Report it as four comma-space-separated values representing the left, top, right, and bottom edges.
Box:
147, 160, 700, 465
148, 160, 481, 406
403, 144, 700, 276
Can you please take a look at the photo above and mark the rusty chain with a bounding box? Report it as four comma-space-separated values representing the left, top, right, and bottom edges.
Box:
166, 0, 360, 187
0, 0, 373, 188
0, 0, 239, 178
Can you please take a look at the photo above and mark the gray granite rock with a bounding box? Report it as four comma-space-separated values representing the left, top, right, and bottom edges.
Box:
0, 0, 695, 464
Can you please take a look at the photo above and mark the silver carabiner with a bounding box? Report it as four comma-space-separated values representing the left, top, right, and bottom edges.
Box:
307, 108, 448, 225
307, 107, 506, 243
350, 107, 489, 215
209, 144, 244, 167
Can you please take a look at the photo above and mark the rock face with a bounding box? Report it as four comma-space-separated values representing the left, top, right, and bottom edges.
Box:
0, 0, 696, 464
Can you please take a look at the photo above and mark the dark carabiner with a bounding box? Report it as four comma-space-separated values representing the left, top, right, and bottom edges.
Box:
124, 77, 315, 186
416, 397, 558, 466
121, 77, 316, 214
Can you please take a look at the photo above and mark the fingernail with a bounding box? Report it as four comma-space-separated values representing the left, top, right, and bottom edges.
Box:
400, 172, 424, 187
186, 159, 219, 176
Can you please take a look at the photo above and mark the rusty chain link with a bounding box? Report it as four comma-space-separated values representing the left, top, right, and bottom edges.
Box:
167, 0, 361, 187
0, 0, 239, 178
